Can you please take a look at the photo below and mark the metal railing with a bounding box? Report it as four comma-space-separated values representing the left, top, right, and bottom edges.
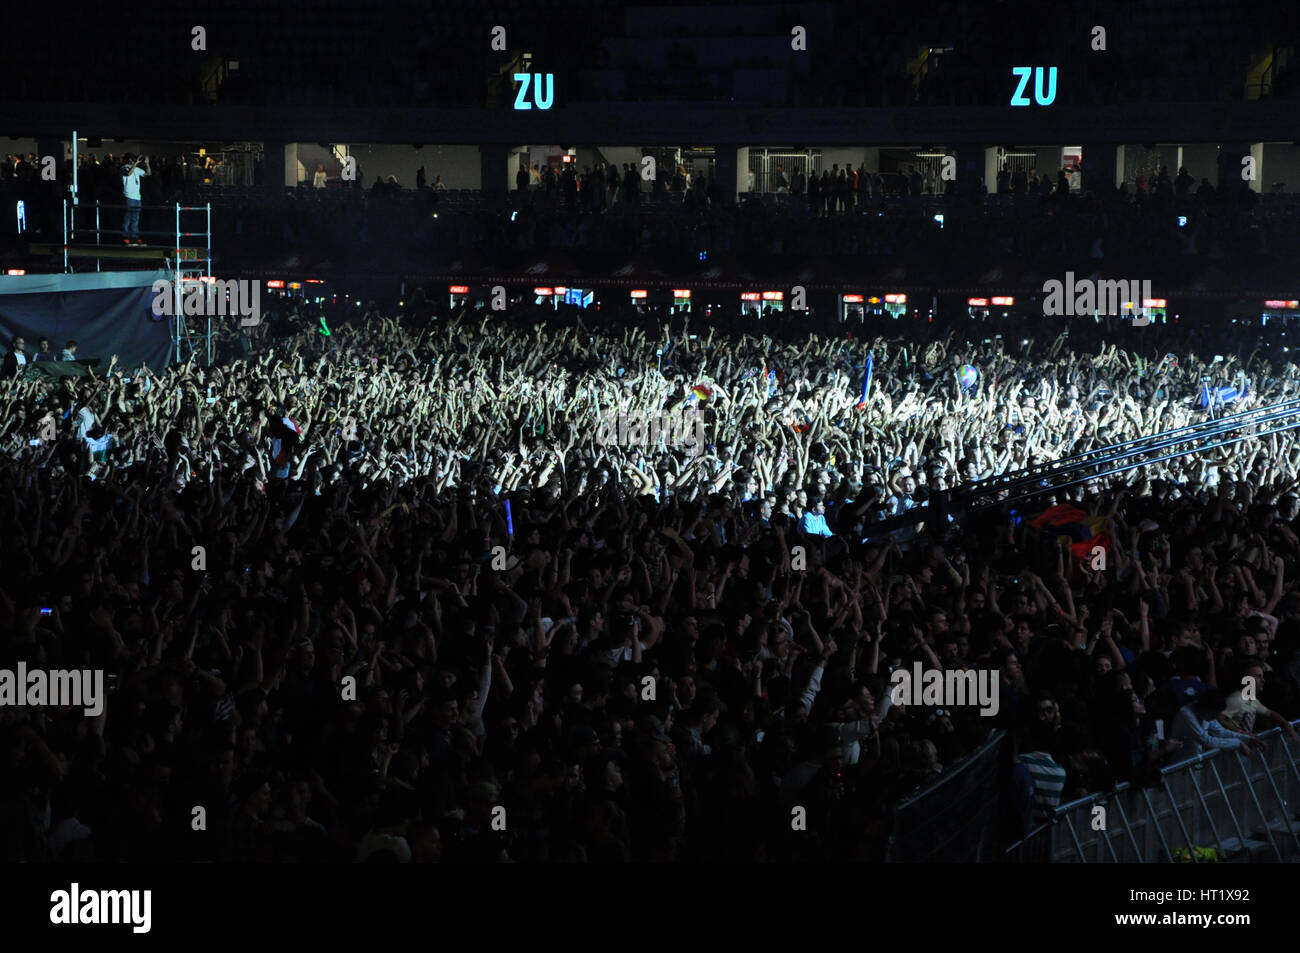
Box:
887, 729, 1005, 862
1005, 720, 1300, 862
862, 396, 1300, 536
962, 396, 1300, 512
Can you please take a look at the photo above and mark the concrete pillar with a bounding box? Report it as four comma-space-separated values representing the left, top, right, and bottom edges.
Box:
261, 142, 290, 190
1079, 144, 1120, 194
36, 137, 62, 182
1216, 142, 1252, 195
479, 146, 512, 202
35, 137, 64, 239
947, 144, 985, 195
716, 147, 748, 202
983, 147, 1000, 193
284, 143, 299, 186
1249, 142, 1264, 193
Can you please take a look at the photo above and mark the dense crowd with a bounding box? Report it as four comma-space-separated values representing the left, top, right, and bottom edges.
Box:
1, 300, 1299, 862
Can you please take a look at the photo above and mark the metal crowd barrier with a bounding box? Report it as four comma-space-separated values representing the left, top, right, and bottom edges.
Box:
964, 397, 1300, 512
887, 730, 1005, 862
1004, 720, 1300, 862
870, 397, 1300, 534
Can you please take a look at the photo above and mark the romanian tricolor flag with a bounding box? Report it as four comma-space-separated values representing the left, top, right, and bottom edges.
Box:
1029, 503, 1112, 573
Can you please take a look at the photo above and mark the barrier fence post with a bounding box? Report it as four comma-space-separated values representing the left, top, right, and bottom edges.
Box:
1252, 746, 1300, 854
1111, 794, 1145, 861
1187, 766, 1229, 859
1233, 749, 1283, 860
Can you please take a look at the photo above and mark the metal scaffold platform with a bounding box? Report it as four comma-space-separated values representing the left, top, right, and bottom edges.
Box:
56, 197, 215, 366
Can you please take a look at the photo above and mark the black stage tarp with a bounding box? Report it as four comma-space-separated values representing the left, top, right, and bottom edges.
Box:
0, 270, 173, 371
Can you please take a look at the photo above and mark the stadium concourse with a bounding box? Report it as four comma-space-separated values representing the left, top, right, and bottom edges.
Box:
1, 293, 1300, 861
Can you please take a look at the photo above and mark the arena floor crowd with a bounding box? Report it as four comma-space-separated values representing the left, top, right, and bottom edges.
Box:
2, 298, 1299, 861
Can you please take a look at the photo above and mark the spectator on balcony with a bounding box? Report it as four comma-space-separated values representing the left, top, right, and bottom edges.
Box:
120, 153, 149, 245
2, 336, 27, 378
313, 164, 327, 189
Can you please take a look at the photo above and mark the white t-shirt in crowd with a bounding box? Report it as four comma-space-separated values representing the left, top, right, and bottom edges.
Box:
74, 406, 95, 439
123, 167, 146, 200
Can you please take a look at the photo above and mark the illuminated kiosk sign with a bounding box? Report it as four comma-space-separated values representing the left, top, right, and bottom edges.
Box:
839, 293, 864, 323
564, 288, 594, 308
968, 295, 1015, 316
1132, 298, 1168, 325
1262, 300, 1299, 348
882, 293, 907, 318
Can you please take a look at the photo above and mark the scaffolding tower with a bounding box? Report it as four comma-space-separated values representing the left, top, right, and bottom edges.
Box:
60, 198, 215, 366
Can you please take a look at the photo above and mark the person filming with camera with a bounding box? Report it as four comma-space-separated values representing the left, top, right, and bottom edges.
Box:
121, 153, 150, 244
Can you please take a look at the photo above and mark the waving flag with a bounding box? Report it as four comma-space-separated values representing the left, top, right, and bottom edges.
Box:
1030, 503, 1112, 576
272, 416, 302, 471
1200, 380, 1247, 408
858, 352, 874, 408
